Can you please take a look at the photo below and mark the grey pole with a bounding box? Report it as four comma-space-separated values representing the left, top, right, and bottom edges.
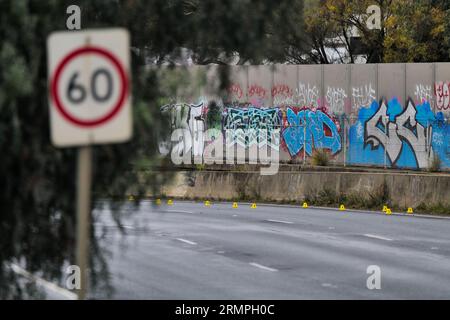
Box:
343, 118, 347, 167
75, 146, 92, 300
303, 123, 306, 165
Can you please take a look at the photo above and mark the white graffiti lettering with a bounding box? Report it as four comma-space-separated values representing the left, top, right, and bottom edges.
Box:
297, 83, 319, 107
352, 84, 376, 109
326, 87, 347, 114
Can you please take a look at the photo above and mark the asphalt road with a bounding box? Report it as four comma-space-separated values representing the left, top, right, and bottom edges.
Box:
90, 200, 450, 299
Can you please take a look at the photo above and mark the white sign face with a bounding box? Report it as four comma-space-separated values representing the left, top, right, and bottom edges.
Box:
47, 28, 132, 147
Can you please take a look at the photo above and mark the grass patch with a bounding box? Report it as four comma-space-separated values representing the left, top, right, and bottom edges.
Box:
303, 181, 390, 211
416, 202, 450, 215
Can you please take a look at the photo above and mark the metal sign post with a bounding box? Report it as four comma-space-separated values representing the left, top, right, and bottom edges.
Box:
75, 146, 92, 300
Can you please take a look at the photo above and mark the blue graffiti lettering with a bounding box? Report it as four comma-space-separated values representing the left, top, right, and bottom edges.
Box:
282, 108, 341, 157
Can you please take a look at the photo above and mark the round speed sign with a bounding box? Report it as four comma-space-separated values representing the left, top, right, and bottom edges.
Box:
50, 46, 129, 127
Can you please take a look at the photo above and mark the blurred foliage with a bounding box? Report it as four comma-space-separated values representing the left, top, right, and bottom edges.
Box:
206, 101, 223, 130
0, 0, 296, 298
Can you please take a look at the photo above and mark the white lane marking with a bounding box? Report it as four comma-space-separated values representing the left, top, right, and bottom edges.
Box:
94, 224, 135, 230
266, 219, 294, 225
322, 283, 338, 288
9, 263, 77, 300
166, 210, 195, 214
363, 234, 393, 241
249, 262, 278, 272
176, 238, 197, 245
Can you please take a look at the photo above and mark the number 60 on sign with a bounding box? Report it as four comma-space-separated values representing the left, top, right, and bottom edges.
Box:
47, 28, 132, 147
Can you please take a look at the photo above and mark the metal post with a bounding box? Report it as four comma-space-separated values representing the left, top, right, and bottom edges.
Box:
384, 116, 388, 169
76, 146, 92, 300
303, 122, 306, 166
427, 119, 431, 169
343, 118, 347, 167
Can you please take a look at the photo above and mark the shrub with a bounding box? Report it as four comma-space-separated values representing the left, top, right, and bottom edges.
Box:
311, 149, 330, 166
429, 154, 441, 172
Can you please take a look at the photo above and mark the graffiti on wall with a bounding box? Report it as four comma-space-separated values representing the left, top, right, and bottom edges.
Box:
223, 107, 281, 149
272, 84, 295, 106
160, 102, 205, 157
435, 82, 450, 110
326, 87, 347, 114
159, 98, 449, 170
348, 98, 450, 169
281, 107, 341, 158
352, 84, 376, 109
227, 83, 244, 100
297, 83, 319, 108
415, 84, 434, 105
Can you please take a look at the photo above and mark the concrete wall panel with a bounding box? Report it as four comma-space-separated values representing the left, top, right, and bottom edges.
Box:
323, 64, 350, 115
225, 66, 248, 104
272, 65, 298, 107
248, 66, 272, 107
378, 63, 405, 106
297, 65, 321, 108
406, 63, 434, 106
435, 63, 450, 116
350, 64, 377, 115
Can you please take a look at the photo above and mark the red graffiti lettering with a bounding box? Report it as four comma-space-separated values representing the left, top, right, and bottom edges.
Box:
435, 81, 450, 110
271, 84, 293, 98
248, 84, 267, 99
227, 84, 243, 99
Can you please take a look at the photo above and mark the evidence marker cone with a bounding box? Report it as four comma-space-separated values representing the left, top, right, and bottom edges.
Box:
205, 200, 211, 207
339, 204, 346, 211
167, 199, 174, 205
251, 203, 257, 209
302, 202, 308, 209
155, 198, 162, 205
386, 208, 392, 215
382, 205, 388, 212
407, 207, 413, 214
232, 202, 238, 209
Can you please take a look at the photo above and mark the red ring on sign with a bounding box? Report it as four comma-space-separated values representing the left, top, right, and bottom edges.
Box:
50, 46, 129, 127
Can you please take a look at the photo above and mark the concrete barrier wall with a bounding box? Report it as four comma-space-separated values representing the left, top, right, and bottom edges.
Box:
161, 170, 450, 209
158, 64, 450, 171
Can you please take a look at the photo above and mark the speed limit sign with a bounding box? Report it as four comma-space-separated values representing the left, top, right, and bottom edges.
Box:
47, 28, 132, 147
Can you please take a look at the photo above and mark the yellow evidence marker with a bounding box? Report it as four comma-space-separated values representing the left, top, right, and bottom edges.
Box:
302, 202, 308, 208
167, 199, 174, 205
382, 205, 388, 212
232, 202, 238, 209
339, 204, 346, 211
204, 200, 211, 207
155, 198, 162, 205
407, 207, 414, 214
385, 208, 392, 215
251, 203, 257, 209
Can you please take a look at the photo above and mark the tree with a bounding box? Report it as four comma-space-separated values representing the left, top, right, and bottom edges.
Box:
384, 0, 450, 62
303, 0, 388, 63
302, 0, 450, 64
0, 0, 292, 298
